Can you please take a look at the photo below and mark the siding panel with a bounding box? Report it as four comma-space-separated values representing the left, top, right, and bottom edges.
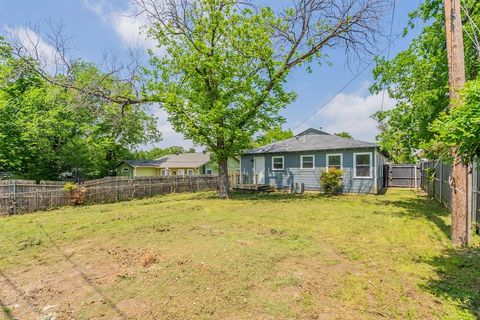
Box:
240, 148, 378, 194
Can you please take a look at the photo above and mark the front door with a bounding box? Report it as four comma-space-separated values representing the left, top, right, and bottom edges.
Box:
254, 157, 265, 184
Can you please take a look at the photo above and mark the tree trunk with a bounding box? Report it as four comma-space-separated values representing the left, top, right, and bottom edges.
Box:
218, 158, 230, 199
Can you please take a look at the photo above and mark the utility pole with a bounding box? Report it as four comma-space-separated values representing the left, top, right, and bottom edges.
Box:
444, 0, 471, 245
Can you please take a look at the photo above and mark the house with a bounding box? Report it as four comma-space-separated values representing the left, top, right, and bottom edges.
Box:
240, 128, 387, 194
115, 152, 240, 177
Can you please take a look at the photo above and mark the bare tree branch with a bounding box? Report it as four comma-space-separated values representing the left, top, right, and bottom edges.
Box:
6, 22, 152, 105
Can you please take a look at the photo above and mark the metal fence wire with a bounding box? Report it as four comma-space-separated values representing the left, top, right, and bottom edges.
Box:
420, 160, 479, 231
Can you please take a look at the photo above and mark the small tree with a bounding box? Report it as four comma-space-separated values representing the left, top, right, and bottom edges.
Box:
320, 168, 343, 195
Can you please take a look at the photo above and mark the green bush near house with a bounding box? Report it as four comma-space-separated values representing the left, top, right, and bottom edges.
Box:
320, 168, 343, 195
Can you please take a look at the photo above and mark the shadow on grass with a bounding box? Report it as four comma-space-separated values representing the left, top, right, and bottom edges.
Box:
230, 191, 339, 202
0, 270, 42, 319
381, 191, 480, 317
423, 247, 480, 318
0, 297, 16, 320
379, 192, 451, 239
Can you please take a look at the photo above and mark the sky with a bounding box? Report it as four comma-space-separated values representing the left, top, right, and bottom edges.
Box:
0, 0, 424, 148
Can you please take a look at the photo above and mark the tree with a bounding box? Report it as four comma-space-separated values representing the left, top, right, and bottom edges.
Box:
253, 127, 293, 147
334, 131, 353, 139
138, 0, 387, 198
429, 79, 480, 163
371, 0, 480, 163
0, 37, 161, 180
133, 146, 188, 160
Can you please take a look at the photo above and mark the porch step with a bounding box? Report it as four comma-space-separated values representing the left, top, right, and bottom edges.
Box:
233, 184, 276, 192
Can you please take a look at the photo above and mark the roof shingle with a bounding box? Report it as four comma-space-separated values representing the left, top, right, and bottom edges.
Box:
244, 128, 377, 155
119, 153, 211, 169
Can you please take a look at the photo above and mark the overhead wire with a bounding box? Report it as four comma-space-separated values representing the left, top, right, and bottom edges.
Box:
293, 0, 398, 131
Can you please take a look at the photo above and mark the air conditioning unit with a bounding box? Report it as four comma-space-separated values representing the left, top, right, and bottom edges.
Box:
290, 182, 305, 194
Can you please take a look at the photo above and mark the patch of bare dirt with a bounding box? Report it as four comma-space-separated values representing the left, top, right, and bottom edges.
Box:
0, 242, 164, 320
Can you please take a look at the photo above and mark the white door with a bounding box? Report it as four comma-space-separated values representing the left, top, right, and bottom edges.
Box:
254, 157, 265, 184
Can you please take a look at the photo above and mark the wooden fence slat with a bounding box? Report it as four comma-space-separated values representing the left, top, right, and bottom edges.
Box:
0, 175, 221, 215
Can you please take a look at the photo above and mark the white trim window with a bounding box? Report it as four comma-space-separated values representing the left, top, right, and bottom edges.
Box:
187, 169, 194, 175
178, 169, 185, 176
122, 167, 130, 172
354, 153, 373, 178
272, 156, 284, 171
206, 169, 213, 175
326, 154, 342, 171
300, 155, 315, 169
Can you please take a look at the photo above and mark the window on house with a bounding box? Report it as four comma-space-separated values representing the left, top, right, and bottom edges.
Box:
178, 169, 185, 176
327, 154, 342, 171
272, 156, 284, 170
206, 169, 213, 175
122, 167, 129, 172
300, 155, 314, 169
354, 153, 372, 178
187, 169, 194, 175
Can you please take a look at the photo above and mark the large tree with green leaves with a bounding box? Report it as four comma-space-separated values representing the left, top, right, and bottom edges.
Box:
0, 37, 161, 180
137, 0, 387, 198
371, 0, 480, 163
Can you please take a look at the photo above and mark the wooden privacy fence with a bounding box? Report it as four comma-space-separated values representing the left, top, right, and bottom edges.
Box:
0, 175, 219, 215
386, 164, 421, 188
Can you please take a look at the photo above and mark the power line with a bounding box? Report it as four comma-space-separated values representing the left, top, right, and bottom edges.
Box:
380, 0, 397, 112
293, 32, 401, 131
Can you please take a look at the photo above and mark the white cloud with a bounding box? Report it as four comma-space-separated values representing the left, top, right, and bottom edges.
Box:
4, 25, 59, 72
293, 82, 395, 142
83, 0, 159, 51
145, 105, 196, 150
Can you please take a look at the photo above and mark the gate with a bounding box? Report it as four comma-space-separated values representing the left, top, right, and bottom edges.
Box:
385, 164, 421, 188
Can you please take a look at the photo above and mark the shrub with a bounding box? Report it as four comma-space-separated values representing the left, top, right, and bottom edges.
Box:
320, 168, 343, 195
64, 182, 87, 205
64, 182, 78, 192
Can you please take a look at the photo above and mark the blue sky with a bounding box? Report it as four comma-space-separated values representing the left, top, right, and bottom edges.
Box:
0, 0, 424, 148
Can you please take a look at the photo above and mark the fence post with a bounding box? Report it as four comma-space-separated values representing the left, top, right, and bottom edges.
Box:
35, 186, 38, 211
12, 180, 17, 214
413, 165, 416, 188
149, 177, 152, 196
115, 177, 119, 201
439, 161, 443, 205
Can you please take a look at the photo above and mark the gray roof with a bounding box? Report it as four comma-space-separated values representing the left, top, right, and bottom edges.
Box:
119, 160, 165, 168
119, 153, 211, 169
155, 152, 210, 168
244, 128, 378, 155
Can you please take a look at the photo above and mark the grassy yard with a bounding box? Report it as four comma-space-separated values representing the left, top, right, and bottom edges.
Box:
0, 189, 479, 319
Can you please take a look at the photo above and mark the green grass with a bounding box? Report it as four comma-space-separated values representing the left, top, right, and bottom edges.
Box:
0, 189, 479, 319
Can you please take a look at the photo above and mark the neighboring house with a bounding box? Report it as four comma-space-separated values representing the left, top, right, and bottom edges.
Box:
240, 128, 387, 194
0, 171, 11, 180
115, 153, 240, 177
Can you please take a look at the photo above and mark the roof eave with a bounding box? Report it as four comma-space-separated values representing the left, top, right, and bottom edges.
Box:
243, 145, 379, 155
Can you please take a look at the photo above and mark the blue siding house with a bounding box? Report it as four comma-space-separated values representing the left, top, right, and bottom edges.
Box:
240, 128, 387, 194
